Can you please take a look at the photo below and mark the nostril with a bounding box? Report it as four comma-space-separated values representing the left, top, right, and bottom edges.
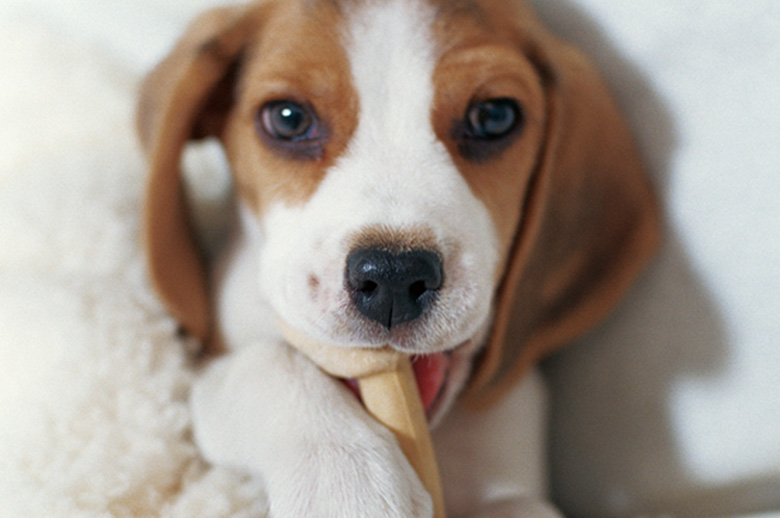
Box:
358, 280, 378, 295
408, 280, 428, 302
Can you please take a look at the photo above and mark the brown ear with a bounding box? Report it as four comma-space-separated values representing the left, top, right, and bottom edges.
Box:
466, 30, 662, 405
137, 5, 260, 348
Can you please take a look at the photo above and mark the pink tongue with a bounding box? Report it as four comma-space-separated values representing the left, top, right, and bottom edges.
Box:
341, 353, 449, 414
411, 353, 449, 412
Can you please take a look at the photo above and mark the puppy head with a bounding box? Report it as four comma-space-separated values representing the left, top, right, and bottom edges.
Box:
138, 0, 659, 405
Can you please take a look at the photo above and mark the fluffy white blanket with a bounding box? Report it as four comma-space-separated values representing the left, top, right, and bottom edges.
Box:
0, 2, 267, 516
1, 1, 778, 517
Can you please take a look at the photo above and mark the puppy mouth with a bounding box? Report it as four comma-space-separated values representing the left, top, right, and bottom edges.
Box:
341, 349, 454, 420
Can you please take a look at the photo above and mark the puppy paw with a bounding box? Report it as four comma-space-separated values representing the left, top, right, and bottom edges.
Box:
267, 426, 432, 518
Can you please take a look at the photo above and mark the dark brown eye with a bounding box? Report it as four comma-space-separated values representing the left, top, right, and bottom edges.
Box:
256, 100, 328, 160
259, 100, 316, 141
453, 97, 524, 162
465, 98, 522, 140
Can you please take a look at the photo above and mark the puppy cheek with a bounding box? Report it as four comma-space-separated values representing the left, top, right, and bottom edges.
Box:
259, 234, 348, 340
257, 233, 307, 325
425, 256, 494, 349
460, 231, 501, 319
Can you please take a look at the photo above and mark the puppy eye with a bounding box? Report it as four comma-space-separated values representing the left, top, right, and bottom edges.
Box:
465, 98, 522, 140
258, 100, 317, 141
453, 98, 524, 162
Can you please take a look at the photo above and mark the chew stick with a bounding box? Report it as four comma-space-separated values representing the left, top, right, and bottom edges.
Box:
358, 357, 446, 518
278, 320, 446, 518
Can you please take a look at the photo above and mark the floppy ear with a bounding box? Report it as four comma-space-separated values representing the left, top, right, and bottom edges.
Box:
137, 5, 260, 349
466, 30, 662, 404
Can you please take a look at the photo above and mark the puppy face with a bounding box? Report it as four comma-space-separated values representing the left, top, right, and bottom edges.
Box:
139, 0, 660, 410
220, 0, 545, 359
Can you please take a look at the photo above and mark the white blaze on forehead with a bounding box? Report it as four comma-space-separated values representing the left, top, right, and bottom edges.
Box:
345, 0, 438, 151
331, 0, 492, 230
258, 0, 500, 349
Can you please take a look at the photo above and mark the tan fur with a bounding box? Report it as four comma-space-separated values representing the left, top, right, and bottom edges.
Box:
137, 0, 358, 352
138, 0, 660, 403
221, 1, 359, 214
349, 225, 440, 254
137, 4, 264, 350
431, 43, 547, 276
460, 1, 661, 404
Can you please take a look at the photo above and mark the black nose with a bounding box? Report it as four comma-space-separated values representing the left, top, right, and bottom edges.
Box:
346, 248, 444, 330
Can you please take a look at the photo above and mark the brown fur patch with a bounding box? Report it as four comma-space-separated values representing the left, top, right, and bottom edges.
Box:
429, 4, 549, 283
348, 224, 439, 254
219, 0, 359, 215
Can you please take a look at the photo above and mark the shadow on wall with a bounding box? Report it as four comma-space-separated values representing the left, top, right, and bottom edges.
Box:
523, 1, 777, 516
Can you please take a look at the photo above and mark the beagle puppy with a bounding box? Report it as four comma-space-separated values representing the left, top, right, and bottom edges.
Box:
137, 0, 660, 516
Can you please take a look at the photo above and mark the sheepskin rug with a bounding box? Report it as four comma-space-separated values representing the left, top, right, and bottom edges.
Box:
0, 6, 268, 517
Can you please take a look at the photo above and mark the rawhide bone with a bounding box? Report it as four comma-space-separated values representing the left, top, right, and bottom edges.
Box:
278, 321, 446, 518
